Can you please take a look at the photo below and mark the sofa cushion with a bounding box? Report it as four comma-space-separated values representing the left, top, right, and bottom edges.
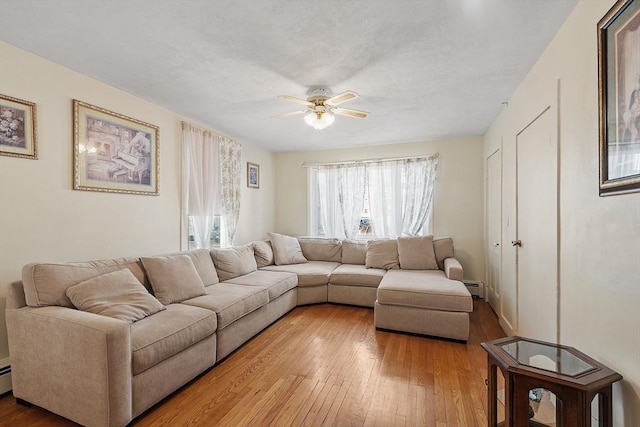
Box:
252, 240, 274, 268
22, 257, 146, 308
268, 232, 308, 265
141, 255, 207, 305
211, 245, 257, 281
131, 304, 217, 375
153, 249, 220, 286
261, 261, 340, 287
297, 238, 342, 262
329, 264, 385, 288
66, 270, 165, 323
365, 239, 399, 270
224, 270, 297, 300
181, 283, 269, 330
397, 235, 438, 270
434, 237, 454, 270
377, 270, 472, 313
341, 239, 367, 265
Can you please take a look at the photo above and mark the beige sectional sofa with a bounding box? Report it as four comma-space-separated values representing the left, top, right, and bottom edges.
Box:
5, 233, 471, 427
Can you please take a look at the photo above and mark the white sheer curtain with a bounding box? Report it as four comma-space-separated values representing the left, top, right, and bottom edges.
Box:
182, 123, 221, 249
338, 164, 367, 238
219, 139, 242, 246
317, 166, 343, 237
315, 164, 367, 238
401, 156, 439, 235
368, 155, 439, 237
367, 160, 403, 238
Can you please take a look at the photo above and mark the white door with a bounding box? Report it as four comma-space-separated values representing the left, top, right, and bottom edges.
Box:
516, 107, 558, 343
486, 149, 502, 313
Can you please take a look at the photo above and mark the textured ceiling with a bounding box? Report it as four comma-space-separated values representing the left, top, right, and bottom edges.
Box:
0, 0, 577, 152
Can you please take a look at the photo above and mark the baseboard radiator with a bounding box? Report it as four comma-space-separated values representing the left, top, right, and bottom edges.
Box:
0, 358, 11, 394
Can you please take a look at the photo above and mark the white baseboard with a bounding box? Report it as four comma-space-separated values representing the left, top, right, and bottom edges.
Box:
0, 357, 11, 394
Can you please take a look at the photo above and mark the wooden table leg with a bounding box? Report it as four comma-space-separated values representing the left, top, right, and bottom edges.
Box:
487, 355, 497, 426
599, 386, 613, 427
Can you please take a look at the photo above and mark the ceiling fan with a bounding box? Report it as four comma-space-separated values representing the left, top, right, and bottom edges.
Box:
274, 89, 368, 130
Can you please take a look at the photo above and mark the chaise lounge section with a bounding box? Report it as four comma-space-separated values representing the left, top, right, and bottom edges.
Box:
5, 233, 471, 427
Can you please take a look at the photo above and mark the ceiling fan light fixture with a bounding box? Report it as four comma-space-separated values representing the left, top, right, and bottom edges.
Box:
304, 110, 334, 130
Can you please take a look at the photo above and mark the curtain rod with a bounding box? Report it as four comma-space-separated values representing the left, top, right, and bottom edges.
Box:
301, 153, 438, 168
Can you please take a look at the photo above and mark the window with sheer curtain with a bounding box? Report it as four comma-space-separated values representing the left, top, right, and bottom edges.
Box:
308, 155, 439, 239
182, 122, 242, 249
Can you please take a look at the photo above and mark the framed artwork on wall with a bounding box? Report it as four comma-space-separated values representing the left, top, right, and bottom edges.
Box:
598, 0, 640, 195
247, 162, 260, 188
0, 94, 37, 159
73, 100, 159, 195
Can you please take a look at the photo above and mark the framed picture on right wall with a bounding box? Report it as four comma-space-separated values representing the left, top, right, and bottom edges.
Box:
598, 0, 640, 195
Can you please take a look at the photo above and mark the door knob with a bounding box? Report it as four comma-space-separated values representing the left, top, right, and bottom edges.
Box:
511, 240, 522, 247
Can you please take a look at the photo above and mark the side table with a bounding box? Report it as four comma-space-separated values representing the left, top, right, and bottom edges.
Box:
481, 336, 622, 427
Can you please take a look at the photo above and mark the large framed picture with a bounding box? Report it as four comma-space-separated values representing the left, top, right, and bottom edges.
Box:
0, 94, 37, 159
247, 162, 259, 188
73, 100, 159, 195
598, 0, 640, 195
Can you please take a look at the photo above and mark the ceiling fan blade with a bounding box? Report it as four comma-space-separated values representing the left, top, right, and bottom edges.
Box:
325, 91, 359, 106
333, 107, 368, 119
278, 95, 313, 107
272, 110, 308, 119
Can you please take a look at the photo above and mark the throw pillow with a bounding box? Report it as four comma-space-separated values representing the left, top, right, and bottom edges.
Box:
267, 232, 308, 265
397, 235, 439, 270
252, 240, 274, 268
211, 245, 258, 281
66, 269, 165, 323
341, 239, 367, 265
141, 255, 207, 305
365, 239, 400, 270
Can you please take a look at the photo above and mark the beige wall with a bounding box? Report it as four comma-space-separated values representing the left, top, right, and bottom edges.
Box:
484, 0, 640, 424
0, 42, 276, 361
275, 137, 485, 281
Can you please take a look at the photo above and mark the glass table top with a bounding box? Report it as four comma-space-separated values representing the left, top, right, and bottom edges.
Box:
499, 339, 596, 377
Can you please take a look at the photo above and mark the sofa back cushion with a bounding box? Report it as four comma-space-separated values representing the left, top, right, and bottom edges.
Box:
268, 232, 308, 265
341, 240, 367, 265
22, 257, 146, 308
365, 239, 400, 270
297, 238, 342, 262
157, 249, 219, 286
211, 245, 258, 281
141, 255, 207, 305
252, 240, 274, 268
66, 269, 165, 323
397, 235, 439, 270
434, 237, 454, 270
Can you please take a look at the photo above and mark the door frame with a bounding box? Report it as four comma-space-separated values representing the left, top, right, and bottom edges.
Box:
485, 147, 503, 315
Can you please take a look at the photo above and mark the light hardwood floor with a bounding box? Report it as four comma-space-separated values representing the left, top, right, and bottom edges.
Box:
0, 299, 505, 426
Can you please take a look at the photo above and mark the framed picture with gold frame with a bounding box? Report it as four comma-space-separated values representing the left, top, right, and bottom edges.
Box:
598, 0, 640, 195
0, 94, 37, 159
247, 162, 259, 188
73, 100, 159, 195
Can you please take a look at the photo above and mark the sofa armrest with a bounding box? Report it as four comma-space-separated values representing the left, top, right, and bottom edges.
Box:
444, 257, 463, 282
6, 306, 132, 427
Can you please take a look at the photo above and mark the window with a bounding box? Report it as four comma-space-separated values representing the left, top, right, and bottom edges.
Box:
182, 122, 241, 249
187, 216, 223, 249
308, 155, 439, 239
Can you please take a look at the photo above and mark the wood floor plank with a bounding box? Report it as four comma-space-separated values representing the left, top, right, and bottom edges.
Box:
0, 300, 505, 426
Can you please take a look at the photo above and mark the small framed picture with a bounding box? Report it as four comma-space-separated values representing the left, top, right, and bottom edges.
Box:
247, 162, 260, 188
73, 100, 159, 195
0, 94, 37, 159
